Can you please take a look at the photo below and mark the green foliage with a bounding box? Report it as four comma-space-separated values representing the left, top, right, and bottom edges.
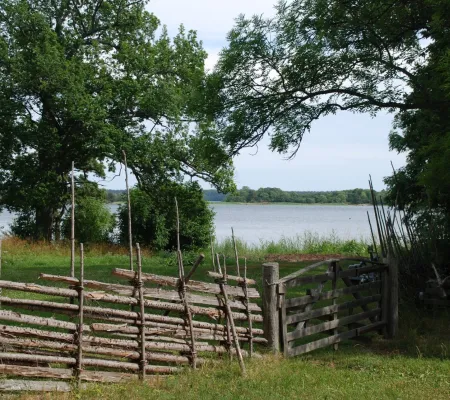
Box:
62, 197, 115, 244
0, 0, 234, 241
118, 182, 214, 251
203, 189, 227, 202
215, 232, 369, 260
225, 187, 383, 205
9, 212, 37, 239
382, 1, 450, 279
212, 0, 446, 156
106, 190, 126, 204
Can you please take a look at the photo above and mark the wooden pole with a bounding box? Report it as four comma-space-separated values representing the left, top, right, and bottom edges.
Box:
122, 150, 133, 271
367, 212, 378, 257
231, 227, 240, 276
136, 243, 147, 380
184, 254, 205, 283
243, 258, 253, 357
216, 253, 222, 275
175, 198, 197, 369
331, 261, 338, 351
75, 243, 85, 386
222, 260, 232, 359
217, 267, 246, 375
70, 162, 75, 278
386, 253, 399, 338
211, 236, 216, 272
262, 262, 280, 352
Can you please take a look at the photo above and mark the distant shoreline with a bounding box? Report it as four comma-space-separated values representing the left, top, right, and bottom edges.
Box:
208, 201, 373, 206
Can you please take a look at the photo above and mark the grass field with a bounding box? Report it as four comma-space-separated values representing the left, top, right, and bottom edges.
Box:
0, 237, 449, 399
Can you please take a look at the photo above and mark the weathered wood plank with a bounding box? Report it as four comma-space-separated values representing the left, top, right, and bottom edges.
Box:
39, 274, 262, 311
279, 260, 333, 284
286, 295, 381, 325
285, 281, 381, 309
0, 280, 78, 298
287, 309, 382, 341
90, 323, 267, 343
207, 272, 256, 285
0, 352, 179, 374
284, 264, 386, 288
112, 268, 260, 298
289, 321, 385, 357
0, 296, 262, 324
0, 364, 73, 380
0, 379, 73, 392
0, 309, 89, 332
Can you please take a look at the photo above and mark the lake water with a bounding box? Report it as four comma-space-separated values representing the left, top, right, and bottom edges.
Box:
211, 203, 375, 244
0, 203, 376, 244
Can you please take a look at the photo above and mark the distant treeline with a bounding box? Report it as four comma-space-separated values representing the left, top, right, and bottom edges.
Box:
108, 187, 385, 205
204, 187, 386, 205
106, 190, 126, 203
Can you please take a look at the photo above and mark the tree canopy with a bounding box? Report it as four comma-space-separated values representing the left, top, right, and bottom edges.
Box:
0, 0, 234, 241
213, 0, 449, 157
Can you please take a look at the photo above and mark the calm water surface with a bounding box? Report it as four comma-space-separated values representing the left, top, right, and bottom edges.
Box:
211, 203, 375, 244
0, 203, 376, 244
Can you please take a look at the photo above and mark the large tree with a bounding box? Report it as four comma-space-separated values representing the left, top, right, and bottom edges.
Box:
212, 0, 449, 156
0, 0, 233, 240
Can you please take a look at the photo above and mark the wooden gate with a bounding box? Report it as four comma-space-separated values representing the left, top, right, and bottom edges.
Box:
276, 258, 394, 357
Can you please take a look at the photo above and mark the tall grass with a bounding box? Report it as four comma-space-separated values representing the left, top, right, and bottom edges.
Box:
214, 231, 370, 260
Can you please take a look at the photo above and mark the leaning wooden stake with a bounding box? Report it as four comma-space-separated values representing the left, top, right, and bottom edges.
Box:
136, 244, 147, 380
231, 227, 240, 276
216, 253, 222, 275
217, 266, 246, 375
123, 150, 133, 271
70, 162, 75, 278
211, 236, 216, 272
75, 243, 85, 386
242, 258, 253, 357
175, 198, 197, 369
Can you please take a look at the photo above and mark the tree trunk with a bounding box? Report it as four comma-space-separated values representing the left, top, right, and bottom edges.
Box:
35, 207, 54, 241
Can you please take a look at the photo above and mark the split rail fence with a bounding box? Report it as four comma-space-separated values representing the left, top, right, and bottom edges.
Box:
0, 250, 264, 392
262, 258, 398, 357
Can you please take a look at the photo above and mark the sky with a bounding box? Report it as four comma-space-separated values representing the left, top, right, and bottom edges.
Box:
104, 0, 407, 192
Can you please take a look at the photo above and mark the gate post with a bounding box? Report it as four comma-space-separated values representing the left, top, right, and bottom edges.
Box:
262, 262, 280, 352
385, 254, 399, 338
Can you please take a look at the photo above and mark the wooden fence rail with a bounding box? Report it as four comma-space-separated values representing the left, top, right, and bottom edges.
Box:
0, 260, 265, 392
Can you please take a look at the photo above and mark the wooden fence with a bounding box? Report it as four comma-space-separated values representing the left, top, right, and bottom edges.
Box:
0, 253, 264, 392
262, 258, 397, 357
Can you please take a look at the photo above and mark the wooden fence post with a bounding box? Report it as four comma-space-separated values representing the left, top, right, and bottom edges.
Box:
262, 262, 279, 352
386, 254, 399, 338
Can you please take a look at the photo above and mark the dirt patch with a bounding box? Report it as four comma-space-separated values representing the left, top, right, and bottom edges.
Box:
264, 253, 346, 263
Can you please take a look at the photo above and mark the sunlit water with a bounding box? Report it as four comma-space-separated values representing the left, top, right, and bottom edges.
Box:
0, 203, 377, 245
211, 203, 376, 244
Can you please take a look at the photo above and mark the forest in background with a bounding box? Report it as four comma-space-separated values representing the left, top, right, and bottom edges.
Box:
107, 187, 386, 205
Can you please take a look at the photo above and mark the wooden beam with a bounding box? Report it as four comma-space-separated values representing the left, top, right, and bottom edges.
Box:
286, 295, 381, 325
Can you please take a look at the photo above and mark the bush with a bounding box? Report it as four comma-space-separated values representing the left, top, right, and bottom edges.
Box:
62, 197, 115, 244
118, 182, 214, 251
10, 212, 37, 239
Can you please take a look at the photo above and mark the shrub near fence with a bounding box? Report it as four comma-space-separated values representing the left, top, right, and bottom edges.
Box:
0, 247, 265, 392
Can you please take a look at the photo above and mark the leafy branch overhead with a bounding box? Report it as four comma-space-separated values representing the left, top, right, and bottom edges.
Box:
0, 0, 234, 240
213, 0, 449, 156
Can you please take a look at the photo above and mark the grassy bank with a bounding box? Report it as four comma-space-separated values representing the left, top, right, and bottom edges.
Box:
1, 237, 449, 399
214, 232, 370, 260
14, 314, 450, 399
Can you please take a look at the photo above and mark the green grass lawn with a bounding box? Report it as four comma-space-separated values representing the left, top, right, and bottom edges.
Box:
0, 238, 449, 399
